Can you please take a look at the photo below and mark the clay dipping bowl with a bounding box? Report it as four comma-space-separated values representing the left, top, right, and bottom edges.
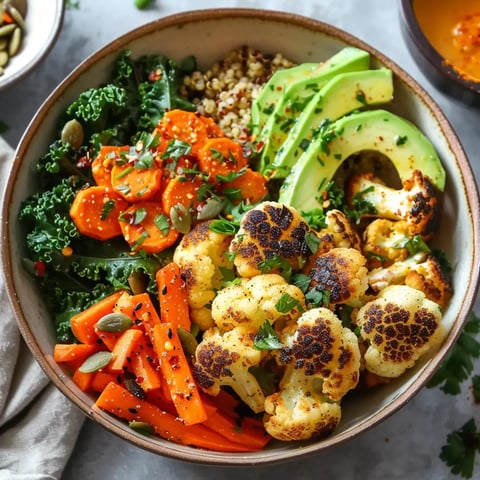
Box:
2, 8, 480, 467
400, 0, 480, 106
0, 0, 65, 91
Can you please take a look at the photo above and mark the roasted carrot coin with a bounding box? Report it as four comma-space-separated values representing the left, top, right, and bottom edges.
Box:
220, 167, 269, 204
119, 201, 180, 253
70, 185, 129, 240
91, 146, 129, 188
161, 175, 204, 217
200, 115, 225, 138
158, 109, 208, 155
197, 137, 248, 182
111, 162, 163, 202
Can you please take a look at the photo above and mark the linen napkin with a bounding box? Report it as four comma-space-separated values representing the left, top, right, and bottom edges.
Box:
0, 137, 85, 480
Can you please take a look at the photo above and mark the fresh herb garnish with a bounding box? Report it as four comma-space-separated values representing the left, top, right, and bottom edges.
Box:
254, 320, 283, 350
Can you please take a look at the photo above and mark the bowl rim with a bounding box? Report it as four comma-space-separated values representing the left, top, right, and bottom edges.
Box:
399, 0, 480, 95
0, 0, 66, 92
2, 6, 480, 466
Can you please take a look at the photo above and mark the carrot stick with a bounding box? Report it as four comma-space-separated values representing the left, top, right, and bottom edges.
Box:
129, 292, 162, 334
151, 323, 207, 425
130, 334, 163, 392
72, 367, 95, 392
53, 343, 103, 363
94, 328, 122, 351
202, 409, 271, 450
95, 382, 256, 452
156, 262, 191, 331
109, 328, 144, 373
119, 201, 180, 254
70, 185, 129, 241
70, 290, 126, 344
197, 137, 248, 182
91, 371, 119, 393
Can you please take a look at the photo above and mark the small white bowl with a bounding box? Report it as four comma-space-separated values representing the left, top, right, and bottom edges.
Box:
0, 0, 65, 91
2, 8, 480, 466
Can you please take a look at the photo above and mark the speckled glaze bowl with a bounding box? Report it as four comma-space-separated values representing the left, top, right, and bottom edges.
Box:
2, 8, 480, 466
0, 0, 65, 91
399, 0, 480, 106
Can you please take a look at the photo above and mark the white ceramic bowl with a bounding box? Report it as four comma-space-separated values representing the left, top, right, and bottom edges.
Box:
2, 8, 480, 466
0, 0, 65, 91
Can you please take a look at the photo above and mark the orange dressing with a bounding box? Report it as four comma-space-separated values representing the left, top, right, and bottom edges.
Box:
413, 0, 480, 81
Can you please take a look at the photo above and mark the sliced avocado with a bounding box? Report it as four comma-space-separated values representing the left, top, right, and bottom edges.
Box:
278, 109, 446, 212
270, 68, 394, 178
254, 47, 371, 172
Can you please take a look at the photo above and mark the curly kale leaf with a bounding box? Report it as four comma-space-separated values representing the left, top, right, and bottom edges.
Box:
19, 177, 81, 262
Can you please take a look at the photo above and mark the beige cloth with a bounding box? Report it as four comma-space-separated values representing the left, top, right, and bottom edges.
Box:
0, 137, 85, 480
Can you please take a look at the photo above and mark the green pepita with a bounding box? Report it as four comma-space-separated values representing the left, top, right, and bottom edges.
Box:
177, 327, 198, 357
96, 312, 134, 333
6, 4, 24, 30
79, 351, 113, 373
61, 119, 84, 150
196, 197, 226, 220
0, 23, 15, 37
128, 421, 154, 436
8, 26, 20, 57
170, 203, 192, 234
0, 50, 7, 67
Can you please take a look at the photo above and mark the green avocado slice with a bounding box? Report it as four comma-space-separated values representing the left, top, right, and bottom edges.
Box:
253, 47, 371, 172
269, 68, 394, 178
278, 109, 446, 212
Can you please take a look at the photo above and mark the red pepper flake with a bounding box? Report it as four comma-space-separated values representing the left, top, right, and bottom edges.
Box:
34, 261, 46, 277
148, 68, 163, 82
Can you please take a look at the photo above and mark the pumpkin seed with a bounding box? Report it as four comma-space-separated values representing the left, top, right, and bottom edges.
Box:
0, 38, 8, 50
96, 312, 133, 333
0, 23, 16, 37
5, 4, 24, 30
0, 50, 8, 67
128, 271, 148, 295
170, 203, 192, 234
79, 351, 113, 373
8, 26, 20, 57
196, 197, 226, 220
177, 327, 198, 357
61, 119, 84, 149
128, 421, 154, 436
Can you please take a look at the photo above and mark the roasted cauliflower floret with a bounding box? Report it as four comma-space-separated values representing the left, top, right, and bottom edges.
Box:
211, 274, 306, 331
302, 247, 369, 308
346, 169, 441, 240
316, 209, 363, 253
368, 253, 453, 309
362, 218, 411, 267
356, 285, 446, 378
230, 201, 317, 277
173, 220, 234, 330
263, 308, 361, 441
193, 325, 266, 413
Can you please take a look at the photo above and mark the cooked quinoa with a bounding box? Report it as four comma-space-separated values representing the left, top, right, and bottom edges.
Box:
181, 46, 294, 142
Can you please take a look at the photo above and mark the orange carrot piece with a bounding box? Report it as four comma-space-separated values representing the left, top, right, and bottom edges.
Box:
72, 367, 95, 392
91, 146, 129, 188
202, 409, 271, 450
130, 334, 163, 392
113, 290, 136, 318
54, 343, 103, 363
119, 201, 180, 254
70, 290, 126, 344
109, 328, 144, 373
128, 292, 162, 333
95, 382, 256, 452
161, 175, 203, 217
94, 328, 122, 351
151, 322, 207, 425
70, 185, 129, 241
158, 109, 209, 155
91, 371, 119, 393
197, 137, 248, 182
111, 162, 163, 202
220, 168, 269, 204
2, 11, 14, 24
156, 262, 191, 330
200, 115, 225, 138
